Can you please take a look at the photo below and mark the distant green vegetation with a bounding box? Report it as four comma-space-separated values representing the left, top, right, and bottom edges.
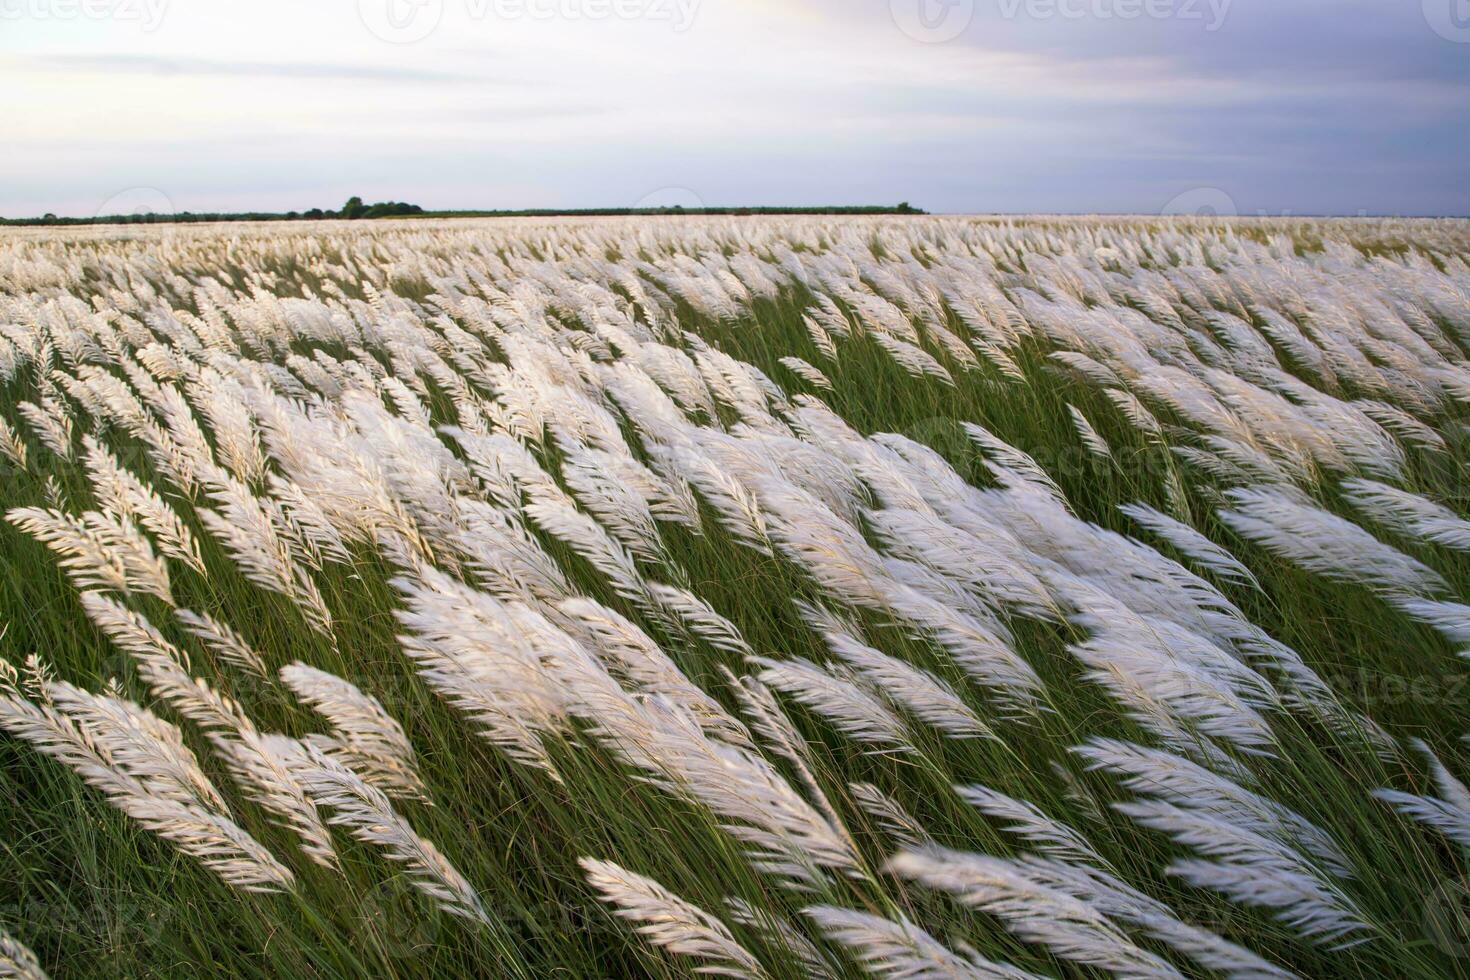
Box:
0, 197, 424, 227
0, 198, 925, 227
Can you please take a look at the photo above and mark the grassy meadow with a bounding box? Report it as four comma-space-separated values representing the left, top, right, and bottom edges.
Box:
1, 215, 1470, 978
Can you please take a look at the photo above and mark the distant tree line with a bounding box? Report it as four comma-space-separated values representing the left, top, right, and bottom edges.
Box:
1, 198, 924, 227
0, 196, 423, 227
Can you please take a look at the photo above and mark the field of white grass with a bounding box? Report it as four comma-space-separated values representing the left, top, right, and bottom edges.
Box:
2, 215, 1470, 978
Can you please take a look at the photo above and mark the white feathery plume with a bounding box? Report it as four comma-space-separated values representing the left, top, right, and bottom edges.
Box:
802, 314, 839, 362
1057, 578, 1278, 756
581, 678, 864, 888
1353, 400, 1446, 453
214, 729, 341, 871
1074, 738, 1350, 875
848, 782, 932, 848
754, 480, 887, 601
819, 626, 996, 741
778, 356, 834, 392
111, 625, 345, 872
122, 792, 297, 893
188, 372, 270, 483
809, 294, 853, 340
804, 905, 1042, 980
152, 383, 223, 482
727, 670, 854, 858
287, 740, 489, 923
1389, 596, 1470, 653
16, 398, 73, 461
1001, 855, 1295, 980
125, 414, 205, 501
1162, 465, 1191, 523
956, 785, 1106, 868
1173, 445, 1252, 485
0, 927, 48, 980
568, 444, 700, 535
876, 582, 1045, 715
971, 338, 1028, 383
1219, 486, 1446, 597
523, 496, 648, 602
382, 376, 432, 428
862, 509, 1057, 622
926, 320, 982, 373
46, 678, 231, 813
1115, 798, 1369, 945
78, 592, 251, 737
845, 289, 919, 344
558, 596, 751, 746
887, 847, 1185, 977
869, 332, 955, 387
580, 858, 767, 979
1341, 478, 1470, 552
196, 475, 333, 635
83, 436, 206, 575
960, 424, 1070, 510
0, 682, 292, 893
1373, 738, 1470, 850
1119, 503, 1260, 589
0, 417, 28, 470
1197, 435, 1300, 487
658, 445, 773, 555
764, 473, 1047, 714
451, 498, 571, 603
1049, 351, 1122, 387
645, 582, 753, 657
753, 656, 911, 752
174, 607, 269, 676
441, 425, 560, 508
266, 474, 353, 569
1067, 404, 1113, 461
1103, 388, 1164, 442
8, 507, 173, 604
394, 568, 568, 779
558, 445, 667, 561
279, 662, 428, 801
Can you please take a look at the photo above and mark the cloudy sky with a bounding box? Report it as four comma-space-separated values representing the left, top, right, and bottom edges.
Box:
3, 0, 1468, 217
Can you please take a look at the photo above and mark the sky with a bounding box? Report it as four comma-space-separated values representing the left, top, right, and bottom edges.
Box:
2, 0, 1468, 217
